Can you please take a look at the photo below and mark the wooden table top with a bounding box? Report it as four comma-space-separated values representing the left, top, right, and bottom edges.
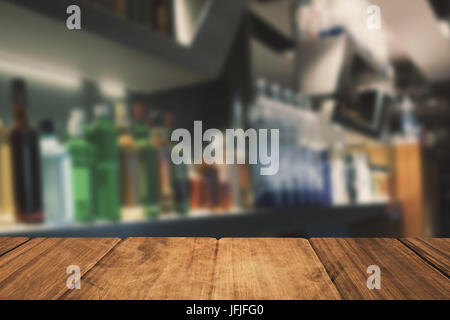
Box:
0, 237, 448, 300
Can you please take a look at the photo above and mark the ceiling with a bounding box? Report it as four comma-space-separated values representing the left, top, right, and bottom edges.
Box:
249, 0, 450, 83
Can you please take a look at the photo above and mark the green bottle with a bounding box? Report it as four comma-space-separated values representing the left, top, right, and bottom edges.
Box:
133, 104, 160, 218
66, 109, 94, 223
152, 113, 175, 213
86, 104, 120, 222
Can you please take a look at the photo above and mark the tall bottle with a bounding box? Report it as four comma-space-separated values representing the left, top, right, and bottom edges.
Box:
152, 113, 175, 213
133, 104, 160, 218
86, 104, 120, 222
0, 118, 15, 225
249, 79, 270, 208
329, 126, 349, 205
230, 92, 253, 209
115, 102, 140, 213
66, 109, 95, 223
9, 79, 43, 223
166, 113, 190, 215
39, 119, 74, 224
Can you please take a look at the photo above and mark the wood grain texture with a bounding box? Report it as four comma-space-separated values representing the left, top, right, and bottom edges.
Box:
211, 238, 341, 300
0, 238, 120, 299
393, 143, 425, 236
0, 237, 28, 256
310, 238, 450, 300
400, 238, 449, 277
63, 237, 218, 300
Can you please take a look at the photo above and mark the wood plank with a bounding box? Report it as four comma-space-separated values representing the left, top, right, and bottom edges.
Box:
0, 238, 120, 299
63, 237, 217, 300
400, 238, 450, 277
310, 238, 450, 299
0, 237, 28, 256
393, 143, 425, 236
211, 238, 341, 300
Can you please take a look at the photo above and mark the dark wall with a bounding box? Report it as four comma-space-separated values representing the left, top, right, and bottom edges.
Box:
141, 15, 253, 131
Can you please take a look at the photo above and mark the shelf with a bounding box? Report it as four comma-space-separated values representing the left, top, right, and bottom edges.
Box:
0, 0, 245, 93
0, 204, 401, 238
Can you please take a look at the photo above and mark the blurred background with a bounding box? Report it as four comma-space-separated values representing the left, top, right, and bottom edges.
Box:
0, 0, 449, 238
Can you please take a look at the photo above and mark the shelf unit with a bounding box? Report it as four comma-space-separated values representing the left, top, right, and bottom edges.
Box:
0, 204, 401, 238
0, 0, 245, 93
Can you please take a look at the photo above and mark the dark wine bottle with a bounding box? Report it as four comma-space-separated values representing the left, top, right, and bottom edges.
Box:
9, 79, 43, 223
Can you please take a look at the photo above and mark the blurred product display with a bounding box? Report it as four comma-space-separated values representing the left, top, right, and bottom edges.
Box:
0, 0, 448, 238
249, 79, 391, 209
0, 77, 402, 230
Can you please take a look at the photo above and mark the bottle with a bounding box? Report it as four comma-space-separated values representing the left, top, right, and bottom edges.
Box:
230, 92, 253, 209
200, 163, 221, 212
280, 88, 296, 208
218, 164, 233, 211
303, 101, 318, 205
133, 104, 160, 218
329, 126, 349, 205
0, 118, 15, 225
151, 0, 173, 35
86, 104, 120, 222
39, 119, 74, 224
152, 113, 175, 213
353, 152, 373, 204
166, 113, 190, 215
266, 84, 283, 208
188, 164, 203, 211
115, 102, 140, 213
249, 79, 270, 208
293, 92, 308, 206
66, 109, 95, 223
9, 79, 43, 223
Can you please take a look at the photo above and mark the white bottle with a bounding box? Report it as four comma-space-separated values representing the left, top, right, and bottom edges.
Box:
353, 152, 373, 204
329, 125, 349, 205
40, 119, 74, 224
267, 83, 284, 207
